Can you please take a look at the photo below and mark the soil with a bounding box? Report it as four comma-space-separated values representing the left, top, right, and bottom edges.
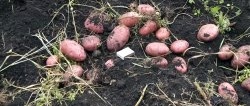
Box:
0, 0, 250, 106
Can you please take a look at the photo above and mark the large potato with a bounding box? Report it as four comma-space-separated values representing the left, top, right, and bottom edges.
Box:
139, 20, 158, 36
107, 25, 130, 51
218, 82, 238, 104
172, 57, 187, 73
241, 77, 250, 91
170, 40, 189, 54
119, 12, 140, 27
145, 42, 170, 57
155, 27, 170, 41
84, 12, 107, 33
137, 4, 156, 15
46, 55, 59, 67
81, 35, 101, 52
60, 39, 86, 61
218, 44, 234, 60
63, 65, 84, 81
197, 24, 219, 42
231, 52, 249, 69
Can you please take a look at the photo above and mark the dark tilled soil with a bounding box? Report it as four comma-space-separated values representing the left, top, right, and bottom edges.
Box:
0, 0, 250, 106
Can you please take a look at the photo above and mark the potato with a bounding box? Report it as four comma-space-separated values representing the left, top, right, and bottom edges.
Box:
218, 44, 234, 60
238, 45, 250, 54
81, 35, 101, 52
151, 57, 168, 69
172, 57, 187, 73
197, 24, 219, 42
107, 25, 130, 51
241, 77, 250, 91
231, 52, 250, 69
139, 20, 158, 36
119, 12, 140, 27
63, 65, 84, 81
105, 59, 115, 69
170, 40, 189, 54
145, 42, 170, 57
84, 13, 107, 33
155, 27, 170, 41
60, 39, 86, 61
85, 68, 100, 84
46, 55, 59, 67
218, 82, 238, 104
137, 4, 156, 15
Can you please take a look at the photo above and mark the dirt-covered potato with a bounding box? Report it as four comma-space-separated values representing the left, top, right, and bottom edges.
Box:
137, 4, 156, 15
231, 52, 250, 69
139, 20, 158, 36
63, 65, 84, 81
60, 39, 86, 61
84, 12, 107, 33
81, 35, 101, 52
172, 57, 187, 73
119, 12, 140, 27
107, 25, 130, 51
197, 24, 219, 42
105, 59, 115, 69
155, 27, 170, 41
241, 77, 250, 91
151, 57, 168, 69
46, 55, 59, 67
218, 44, 235, 60
170, 40, 189, 54
145, 42, 170, 57
218, 82, 238, 104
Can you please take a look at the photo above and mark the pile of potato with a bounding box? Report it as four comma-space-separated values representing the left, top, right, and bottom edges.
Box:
44, 2, 250, 104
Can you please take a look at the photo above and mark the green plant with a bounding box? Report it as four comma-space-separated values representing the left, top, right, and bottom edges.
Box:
237, 67, 250, 82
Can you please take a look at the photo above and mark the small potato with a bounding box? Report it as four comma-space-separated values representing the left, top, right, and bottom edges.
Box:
63, 65, 84, 81
85, 68, 100, 84
81, 35, 101, 52
231, 52, 250, 69
218, 44, 235, 60
119, 12, 140, 27
139, 20, 158, 36
145, 42, 170, 57
60, 39, 86, 61
107, 25, 130, 51
172, 57, 187, 73
155, 27, 171, 41
105, 59, 115, 69
241, 77, 250, 91
238, 45, 250, 54
170, 40, 189, 54
197, 24, 219, 42
46, 55, 59, 67
137, 4, 156, 15
151, 57, 168, 69
218, 82, 238, 104
84, 13, 107, 33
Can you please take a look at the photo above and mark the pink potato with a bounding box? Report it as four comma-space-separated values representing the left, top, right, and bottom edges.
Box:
241, 77, 250, 91
46, 55, 59, 67
63, 65, 84, 81
172, 57, 187, 73
155, 27, 171, 41
105, 59, 115, 69
84, 13, 107, 33
81, 35, 101, 52
170, 40, 189, 54
145, 42, 170, 57
119, 12, 140, 27
197, 24, 219, 42
238, 45, 250, 54
218, 82, 238, 104
231, 52, 250, 69
139, 20, 158, 36
218, 44, 235, 60
60, 39, 86, 61
107, 25, 130, 51
137, 4, 156, 15
151, 57, 168, 69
